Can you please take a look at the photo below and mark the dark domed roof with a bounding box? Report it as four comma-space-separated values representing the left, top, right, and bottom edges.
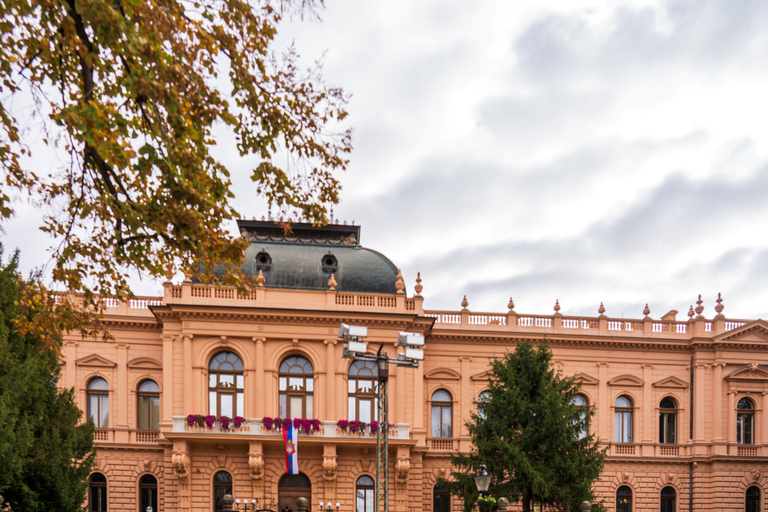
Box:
233, 220, 398, 294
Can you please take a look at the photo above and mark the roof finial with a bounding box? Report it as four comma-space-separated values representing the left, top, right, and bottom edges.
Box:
256, 269, 266, 287
598, 302, 606, 316
328, 273, 337, 291
554, 299, 561, 315
414, 272, 423, 297
688, 305, 695, 319
461, 295, 469, 311
695, 294, 704, 318
395, 269, 406, 294
643, 303, 650, 318
714, 293, 725, 318
507, 297, 515, 312
329, 205, 334, 224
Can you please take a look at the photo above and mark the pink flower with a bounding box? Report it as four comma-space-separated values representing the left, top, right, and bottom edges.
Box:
234, 416, 244, 428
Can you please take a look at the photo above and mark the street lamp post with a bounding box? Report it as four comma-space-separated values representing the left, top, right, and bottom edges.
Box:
339, 324, 425, 512
474, 463, 491, 498
319, 501, 340, 512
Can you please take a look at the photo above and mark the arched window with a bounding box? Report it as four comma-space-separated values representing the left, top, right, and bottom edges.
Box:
572, 394, 588, 439
208, 352, 244, 418
433, 483, 451, 512
356, 475, 375, 512
431, 390, 452, 438
660, 486, 676, 512
89, 472, 107, 512
614, 396, 633, 443
738, 398, 755, 445
279, 473, 311, 512
349, 360, 378, 422
137, 380, 160, 431
746, 486, 761, 512
477, 391, 491, 420
139, 474, 158, 512
659, 397, 677, 444
616, 486, 632, 512
88, 378, 110, 428
279, 356, 314, 418
213, 471, 233, 512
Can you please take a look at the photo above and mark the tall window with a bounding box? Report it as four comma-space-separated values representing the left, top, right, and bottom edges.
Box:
738, 398, 755, 445
356, 475, 375, 512
616, 486, 632, 512
88, 378, 110, 428
433, 483, 451, 512
571, 394, 589, 439
213, 471, 232, 512
209, 352, 244, 418
139, 474, 158, 512
137, 380, 160, 430
349, 360, 378, 422
659, 397, 677, 444
89, 472, 107, 512
660, 486, 676, 512
431, 390, 452, 438
477, 391, 491, 420
614, 396, 633, 443
279, 356, 314, 418
746, 486, 760, 512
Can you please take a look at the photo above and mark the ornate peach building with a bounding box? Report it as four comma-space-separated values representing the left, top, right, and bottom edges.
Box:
61, 220, 768, 512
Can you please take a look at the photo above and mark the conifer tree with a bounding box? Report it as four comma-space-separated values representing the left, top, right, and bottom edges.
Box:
443, 341, 606, 512
0, 247, 95, 512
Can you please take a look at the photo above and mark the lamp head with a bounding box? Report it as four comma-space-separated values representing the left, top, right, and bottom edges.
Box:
397, 332, 425, 347
474, 463, 491, 493
339, 324, 367, 340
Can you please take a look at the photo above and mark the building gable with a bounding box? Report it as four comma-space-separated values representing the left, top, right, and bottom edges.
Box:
127, 356, 163, 370
608, 374, 644, 387
424, 367, 461, 380
572, 372, 599, 386
652, 376, 689, 389
715, 320, 768, 343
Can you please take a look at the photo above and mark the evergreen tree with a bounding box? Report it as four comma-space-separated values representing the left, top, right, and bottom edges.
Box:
443, 341, 606, 512
0, 247, 95, 512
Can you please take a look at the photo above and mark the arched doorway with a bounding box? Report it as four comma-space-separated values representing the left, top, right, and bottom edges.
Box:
278, 473, 311, 512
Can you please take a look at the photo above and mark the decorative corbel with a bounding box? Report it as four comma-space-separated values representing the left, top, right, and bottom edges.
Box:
249, 441, 265, 480
323, 444, 338, 482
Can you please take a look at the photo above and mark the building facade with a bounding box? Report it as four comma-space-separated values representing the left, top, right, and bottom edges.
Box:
61, 221, 768, 512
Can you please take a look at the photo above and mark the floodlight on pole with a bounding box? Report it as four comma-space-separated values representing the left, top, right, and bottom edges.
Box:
339, 323, 368, 340
397, 332, 425, 347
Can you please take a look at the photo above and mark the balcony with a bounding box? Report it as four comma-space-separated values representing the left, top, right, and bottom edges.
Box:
168, 417, 412, 443
92, 428, 163, 444
428, 437, 456, 451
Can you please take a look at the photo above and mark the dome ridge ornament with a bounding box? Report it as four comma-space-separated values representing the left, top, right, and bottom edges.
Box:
414, 272, 423, 297
256, 269, 266, 287
395, 269, 405, 294
328, 273, 337, 291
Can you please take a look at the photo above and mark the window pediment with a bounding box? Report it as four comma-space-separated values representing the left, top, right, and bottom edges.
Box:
470, 370, 492, 382
127, 356, 163, 370
424, 367, 461, 380
725, 364, 768, 382
608, 374, 644, 387
572, 372, 599, 386
652, 376, 689, 389
75, 353, 117, 368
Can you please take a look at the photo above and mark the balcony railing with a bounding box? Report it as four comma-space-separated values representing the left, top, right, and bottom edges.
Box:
613, 444, 637, 456
428, 437, 455, 451
170, 418, 411, 440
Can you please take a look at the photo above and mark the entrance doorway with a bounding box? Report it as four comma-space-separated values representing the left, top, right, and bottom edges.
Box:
278, 473, 311, 512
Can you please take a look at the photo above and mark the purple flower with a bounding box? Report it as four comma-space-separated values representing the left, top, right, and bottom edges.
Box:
234, 416, 244, 428
220, 416, 231, 429
311, 419, 321, 432
205, 415, 216, 429
186, 414, 197, 427
282, 417, 292, 430
337, 419, 349, 431
263, 417, 273, 430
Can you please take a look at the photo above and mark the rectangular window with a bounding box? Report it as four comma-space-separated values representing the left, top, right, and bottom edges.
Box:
359, 400, 372, 423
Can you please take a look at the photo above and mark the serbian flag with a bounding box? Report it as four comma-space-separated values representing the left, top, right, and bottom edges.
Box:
283, 422, 298, 474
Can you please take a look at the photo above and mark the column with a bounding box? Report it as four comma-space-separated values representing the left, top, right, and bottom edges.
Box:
254, 337, 265, 418
460, 357, 472, 438
642, 364, 653, 450
183, 335, 192, 414
65, 342, 77, 390
713, 363, 723, 442
692, 362, 707, 454
597, 363, 609, 443
395, 345, 405, 423
414, 352, 425, 445
117, 344, 128, 428
325, 340, 336, 420
161, 335, 175, 429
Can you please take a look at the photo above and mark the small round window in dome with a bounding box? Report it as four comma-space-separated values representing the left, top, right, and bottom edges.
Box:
322, 252, 338, 273
254, 249, 272, 272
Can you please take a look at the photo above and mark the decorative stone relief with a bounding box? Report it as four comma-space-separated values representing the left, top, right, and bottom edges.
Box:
753, 470, 761, 482
249, 453, 264, 480
396, 456, 410, 484
172, 451, 190, 481
323, 454, 338, 481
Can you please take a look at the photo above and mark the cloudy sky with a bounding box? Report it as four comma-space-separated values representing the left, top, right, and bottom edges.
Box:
5, 0, 768, 320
